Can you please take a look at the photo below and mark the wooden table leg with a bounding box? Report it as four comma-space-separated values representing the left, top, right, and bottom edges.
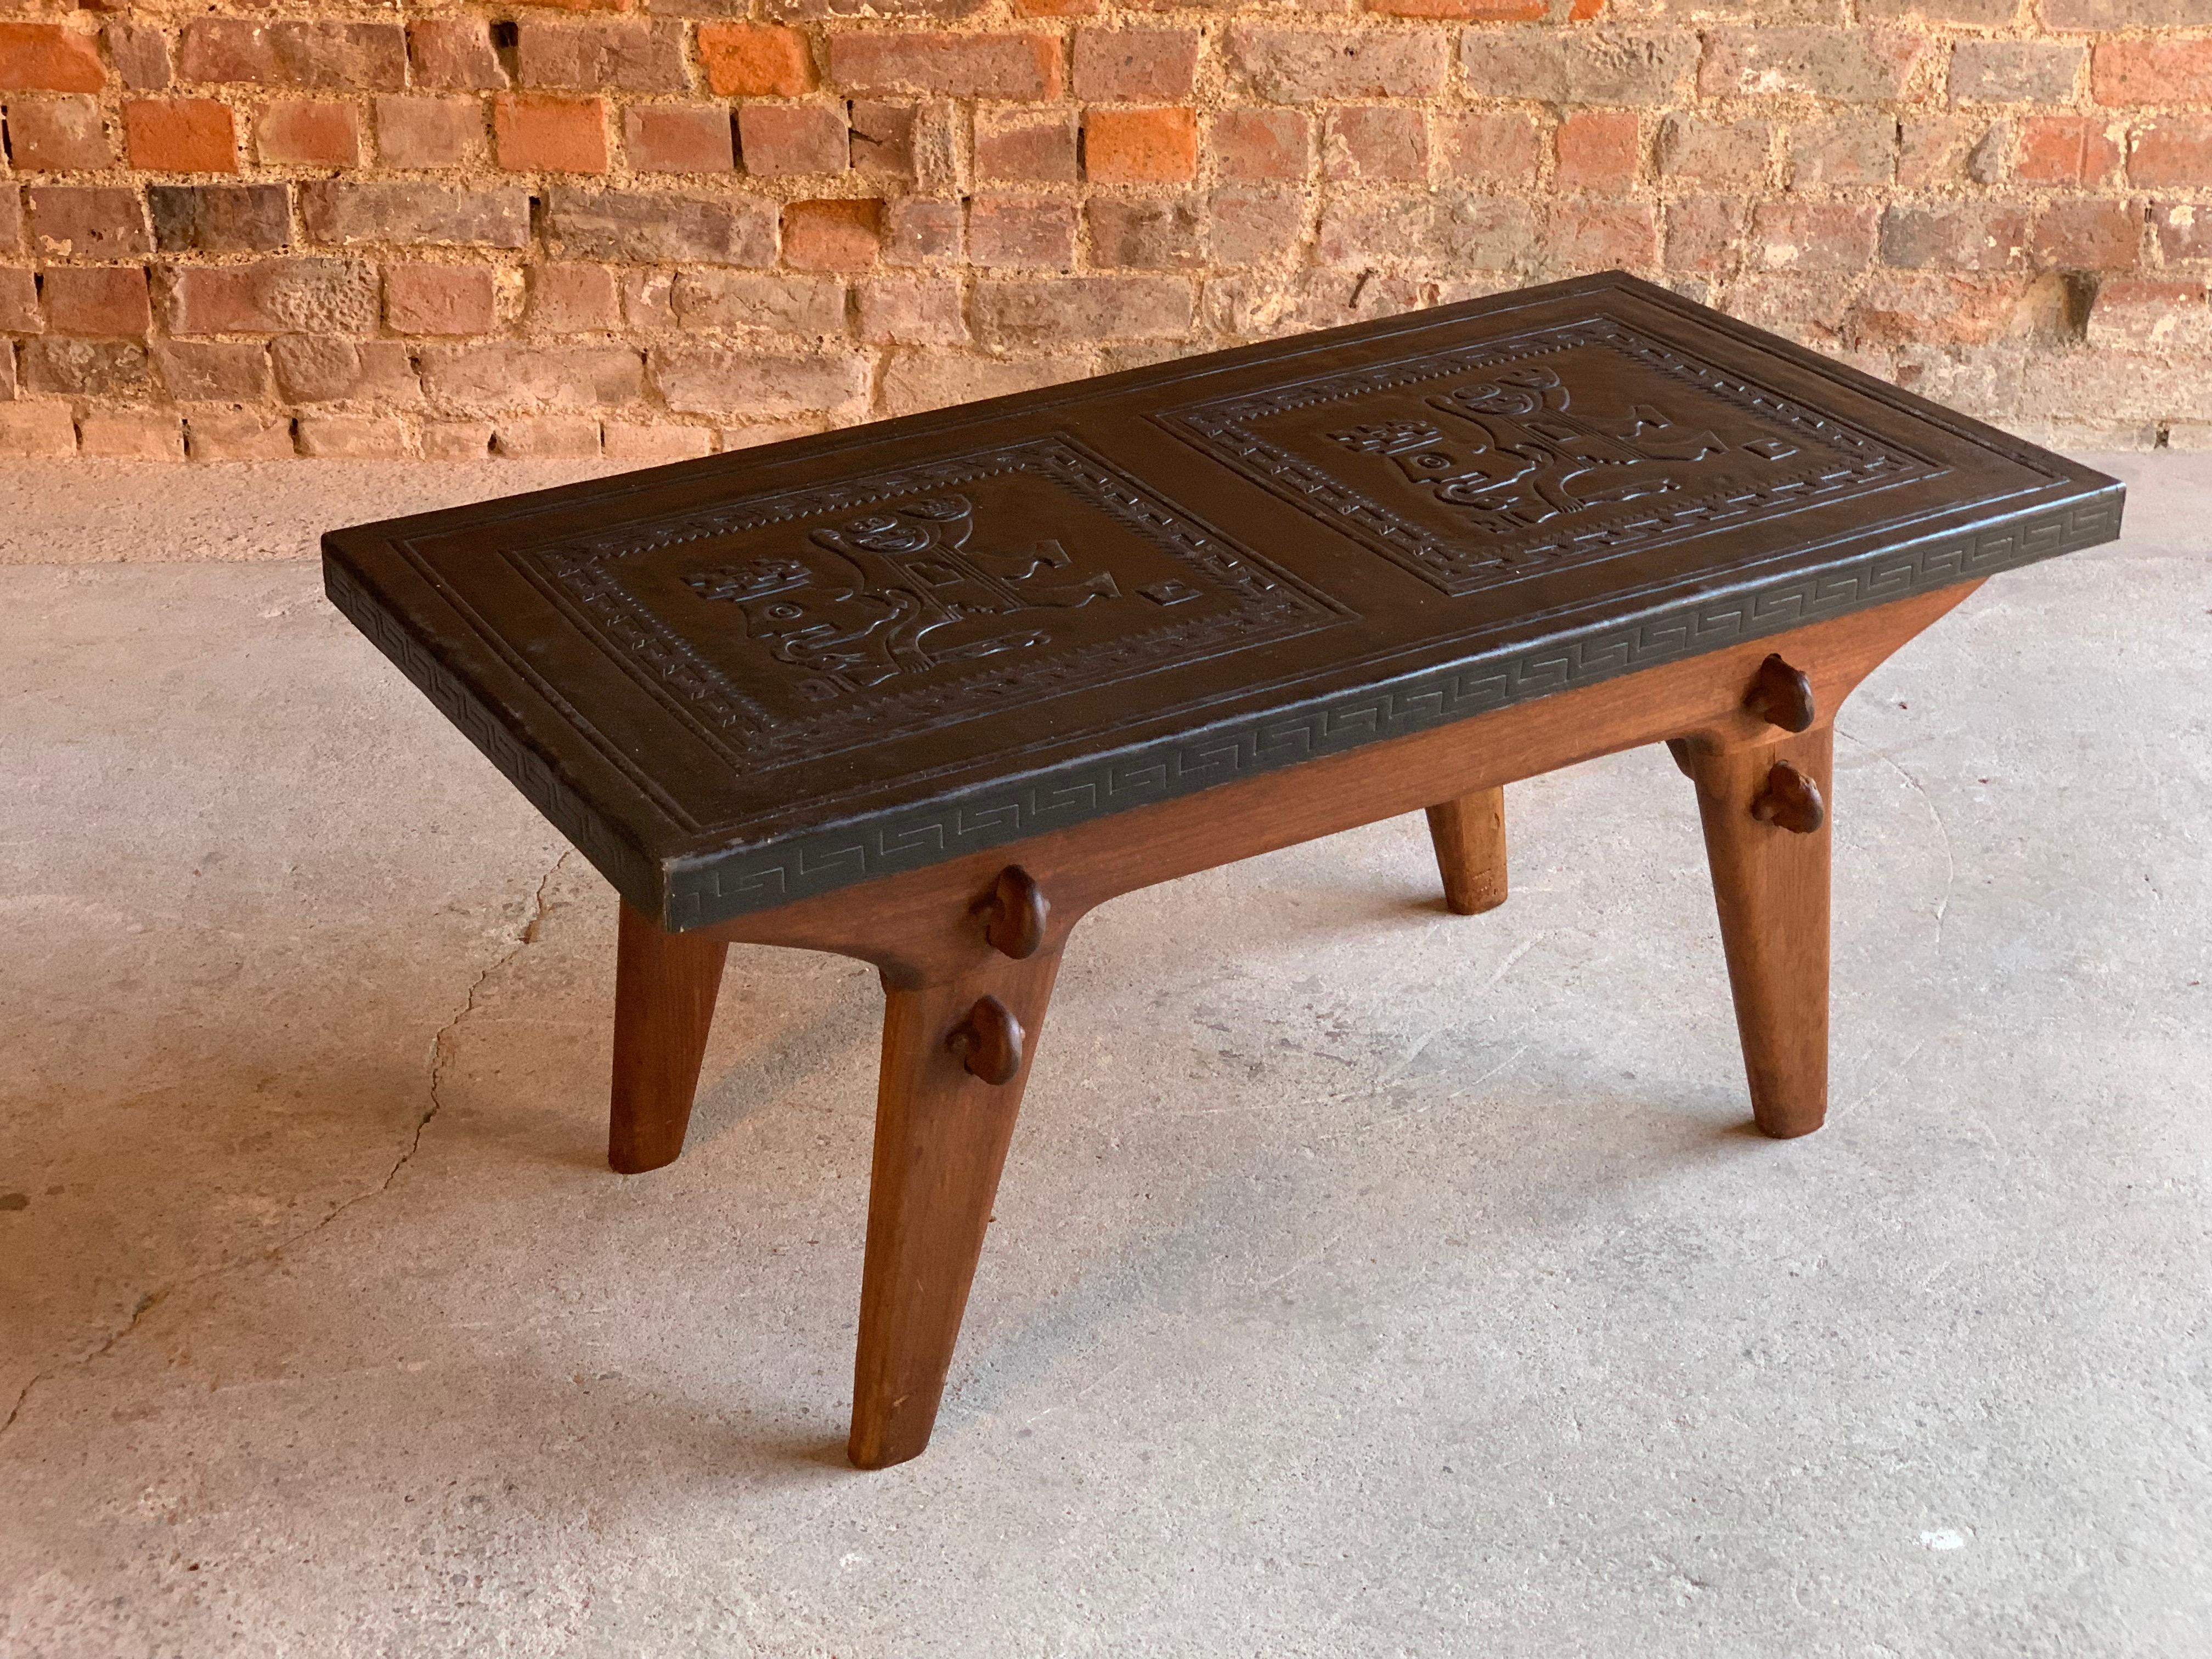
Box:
1685, 726, 1833, 1139
608, 901, 729, 1174
849, 947, 1064, 1469
1425, 787, 1508, 915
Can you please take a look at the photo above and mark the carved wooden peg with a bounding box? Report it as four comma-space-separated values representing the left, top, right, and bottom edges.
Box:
947, 995, 1024, 1085
1745, 653, 1816, 733
975, 865, 1049, 960
1751, 761, 1826, 834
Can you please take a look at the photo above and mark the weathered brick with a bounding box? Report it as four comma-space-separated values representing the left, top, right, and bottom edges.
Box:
1372, 0, 1544, 16
374, 97, 486, 169
884, 197, 963, 266
1324, 107, 1427, 182
1438, 111, 1541, 185
1556, 110, 1639, 191
123, 99, 239, 173
517, 21, 688, 93
29, 186, 151, 258
2045, 0, 2204, 21
4, 97, 113, 171
969, 195, 1078, 269
276, 332, 425, 405
1750, 201, 1877, 272
149, 184, 291, 252
257, 100, 362, 167
530, 263, 620, 331
108, 24, 172, 92
495, 415, 603, 458
1, 183, 26, 254
1088, 195, 1203, 268
185, 410, 297, 460
653, 343, 867, 414
386, 263, 498, 334
1231, 29, 1449, 101
1073, 29, 1200, 101
672, 270, 847, 332
0, 24, 105, 94
975, 106, 1078, 182
1787, 117, 1895, 187
1211, 109, 1309, 183
1860, 0, 2012, 21
1899, 116, 2008, 189
782, 199, 880, 269
0, 268, 38, 331
1880, 203, 2029, 272
2030, 199, 2142, 270
1665, 195, 1745, 276
408, 19, 508, 91
2093, 40, 2212, 109
22, 338, 150, 397
974, 275, 1191, 347
1656, 113, 1768, 184
297, 415, 413, 458
738, 104, 848, 176
1460, 29, 1694, 104
166, 257, 379, 334
1542, 201, 1658, 271
1699, 30, 1922, 103
1951, 42, 2083, 106
878, 349, 1075, 416
79, 411, 184, 461
830, 34, 1062, 100
698, 26, 815, 96
1085, 107, 1197, 183
2016, 116, 2124, 188
622, 269, 676, 329
603, 422, 713, 462
1209, 188, 1304, 267
856, 273, 967, 343
2130, 119, 2212, 190
495, 95, 609, 173
1319, 193, 1533, 272
156, 340, 270, 400
2086, 277, 2212, 352
302, 182, 529, 249
547, 187, 777, 264
625, 104, 735, 172
45, 266, 153, 336
0, 404, 78, 458
2154, 201, 2212, 263
421, 342, 642, 410
178, 21, 406, 90
850, 100, 962, 188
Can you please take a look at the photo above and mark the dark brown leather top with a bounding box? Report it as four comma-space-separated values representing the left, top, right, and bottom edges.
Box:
324, 271, 2122, 930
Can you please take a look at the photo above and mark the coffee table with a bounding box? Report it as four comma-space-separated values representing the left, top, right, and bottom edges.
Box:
324, 272, 2122, 1468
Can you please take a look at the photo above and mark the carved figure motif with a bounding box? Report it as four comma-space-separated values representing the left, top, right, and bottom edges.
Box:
686, 494, 1120, 694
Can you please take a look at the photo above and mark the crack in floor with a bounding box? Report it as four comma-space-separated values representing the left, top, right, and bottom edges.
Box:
0, 848, 572, 1448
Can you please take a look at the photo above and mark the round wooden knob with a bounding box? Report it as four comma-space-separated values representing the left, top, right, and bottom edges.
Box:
1751, 761, 1825, 834
977, 865, 1048, 960
948, 995, 1024, 1085
1745, 653, 1816, 733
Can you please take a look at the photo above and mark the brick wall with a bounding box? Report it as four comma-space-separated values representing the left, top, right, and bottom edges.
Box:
0, 0, 2206, 462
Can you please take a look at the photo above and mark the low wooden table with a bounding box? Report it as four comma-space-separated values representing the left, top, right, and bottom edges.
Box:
325, 272, 2121, 1468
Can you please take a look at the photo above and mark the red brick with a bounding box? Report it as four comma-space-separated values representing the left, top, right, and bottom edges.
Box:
1544, 202, 1658, 270
148, 182, 289, 257
2092, 40, 2212, 108
1088, 195, 1202, 269
1073, 29, 1199, 100
165, 257, 379, 335
1368, 0, 1543, 15
108, 24, 172, 92
408, 19, 509, 91
623, 104, 734, 173
697, 26, 815, 97
0, 24, 105, 93
257, 100, 362, 167
1438, 111, 1541, 185
884, 198, 962, 266
302, 182, 529, 248
1751, 201, 1878, 273
274, 335, 424, 404
738, 104, 848, 176
0, 180, 15, 253
386, 263, 498, 334
975, 106, 1079, 182
375, 97, 485, 169
516, 21, 687, 93
2030, 199, 2143, 270
124, 99, 239, 173
0, 268, 37, 331
177, 21, 407, 90
1655, 114, 1768, 185
1665, 195, 1744, 276
782, 199, 879, 270
1556, 110, 1638, 191
829, 34, 1063, 100
494, 95, 609, 173
673, 270, 845, 333
1209, 187, 1302, 266
2154, 201, 2212, 263
156, 340, 270, 400
973, 275, 1192, 347
1210, 108, 1308, 183
531, 263, 620, 331
1015, 0, 1100, 15
1324, 106, 1426, 182
1462, 28, 1691, 103
22, 337, 150, 397
546, 186, 775, 264
969, 195, 1075, 269
1880, 204, 2029, 272
1228, 28, 1448, 101
2130, 118, 2212, 189
28, 186, 151, 258
1084, 106, 1197, 183
44, 266, 153, 336
2016, 116, 2123, 187
0, 405, 78, 458
3, 96, 112, 171
1788, 117, 1895, 188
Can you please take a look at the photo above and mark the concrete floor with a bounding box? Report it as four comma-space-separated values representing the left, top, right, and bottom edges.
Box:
0, 455, 2206, 1658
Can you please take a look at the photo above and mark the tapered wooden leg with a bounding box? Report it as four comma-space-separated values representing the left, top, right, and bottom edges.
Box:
1425, 787, 1508, 915
608, 901, 729, 1174
849, 948, 1063, 1470
1685, 726, 1834, 1139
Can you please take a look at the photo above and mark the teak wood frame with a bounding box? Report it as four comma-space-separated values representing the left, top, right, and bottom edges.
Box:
606, 579, 1978, 1469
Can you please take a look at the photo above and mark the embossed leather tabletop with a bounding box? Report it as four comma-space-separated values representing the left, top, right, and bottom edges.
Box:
324, 271, 2121, 931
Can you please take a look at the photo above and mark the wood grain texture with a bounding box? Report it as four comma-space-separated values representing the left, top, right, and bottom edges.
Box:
608, 901, 729, 1175
1425, 788, 1509, 916
1686, 727, 1836, 1139
849, 949, 1063, 1470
